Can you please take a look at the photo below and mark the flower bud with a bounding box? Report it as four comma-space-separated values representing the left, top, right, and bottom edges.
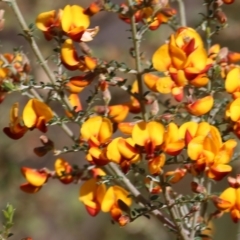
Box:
84, 1, 103, 16
118, 215, 130, 226
227, 175, 240, 188
150, 99, 159, 116
102, 88, 111, 105
215, 10, 227, 24
213, 0, 223, 9
0, 10, 5, 31
223, 0, 234, 4
191, 181, 206, 194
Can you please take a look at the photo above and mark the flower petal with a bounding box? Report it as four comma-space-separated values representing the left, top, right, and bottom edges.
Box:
152, 44, 171, 72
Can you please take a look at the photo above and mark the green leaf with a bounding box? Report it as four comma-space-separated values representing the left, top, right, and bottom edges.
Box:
2, 210, 9, 219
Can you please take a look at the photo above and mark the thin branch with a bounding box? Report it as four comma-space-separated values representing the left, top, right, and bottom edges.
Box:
128, 0, 147, 121
160, 175, 190, 240
173, 0, 186, 26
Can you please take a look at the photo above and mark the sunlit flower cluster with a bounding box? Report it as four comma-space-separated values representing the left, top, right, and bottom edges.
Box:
145, 27, 213, 102
0, 51, 30, 102
119, 0, 176, 30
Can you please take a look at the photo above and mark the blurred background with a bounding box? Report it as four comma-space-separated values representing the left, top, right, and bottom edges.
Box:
0, 0, 240, 239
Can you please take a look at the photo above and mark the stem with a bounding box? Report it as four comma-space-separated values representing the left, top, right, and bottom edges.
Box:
176, 0, 186, 26
201, 178, 212, 219
128, 0, 147, 121
189, 178, 204, 239
160, 175, 190, 240
205, 1, 212, 92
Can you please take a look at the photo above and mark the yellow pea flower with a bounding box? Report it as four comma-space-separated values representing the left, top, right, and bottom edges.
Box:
61, 38, 97, 71
55, 158, 73, 184
132, 121, 165, 158
20, 167, 48, 194
148, 153, 166, 175
35, 9, 62, 40
162, 122, 185, 155
80, 116, 113, 147
22, 99, 53, 132
101, 185, 132, 225
187, 126, 237, 180
61, 5, 90, 42
107, 137, 140, 173
214, 176, 240, 223
79, 178, 106, 217
225, 67, 240, 99
179, 121, 211, 145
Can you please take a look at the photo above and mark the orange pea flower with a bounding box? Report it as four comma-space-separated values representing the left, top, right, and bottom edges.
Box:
55, 158, 73, 184
80, 116, 113, 147
35, 9, 62, 40
65, 93, 82, 118
107, 137, 140, 173
214, 176, 240, 223
162, 122, 185, 155
84, 2, 102, 16
66, 73, 95, 93
165, 168, 187, 184
127, 80, 141, 114
61, 39, 97, 71
228, 52, 240, 63
152, 27, 212, 100
187, 126, 237, 180
22, 99, 53, 132
86, 147, 109, 166
79, 178, 106, 216
20, 167, 48, 193
101, 185, 132, 225
3, 102, 28, 139
186, 95, 214, 116
132, 121, 165, 158
148, 153, 166, 175
61, 5, 90, 42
